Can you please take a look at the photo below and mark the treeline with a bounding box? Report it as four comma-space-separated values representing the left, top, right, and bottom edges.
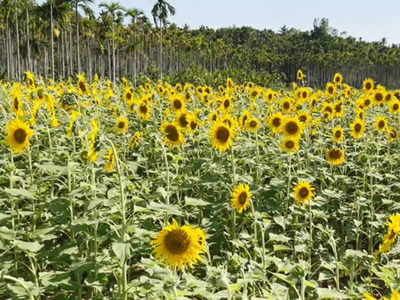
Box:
1, 0, 400, 88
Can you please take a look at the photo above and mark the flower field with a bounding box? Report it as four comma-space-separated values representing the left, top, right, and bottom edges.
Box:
1, 72, 400, 299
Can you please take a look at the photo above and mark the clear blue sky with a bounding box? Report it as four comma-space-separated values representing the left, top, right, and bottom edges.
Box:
41, 0, 400, 44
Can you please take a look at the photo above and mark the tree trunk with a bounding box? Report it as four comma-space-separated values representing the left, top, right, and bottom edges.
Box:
14, 0, 21, 80
76, 1, 80, 74
50, 0, 55, 79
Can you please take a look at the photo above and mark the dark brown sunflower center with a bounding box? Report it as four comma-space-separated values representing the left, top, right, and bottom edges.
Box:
118, 121, 125, 129
224, 99, 230, 108
165, 125, 179, 142
299, 115, 307, 122
173, 99, 182, 110
375, 93, 383, 102
335, 76, 341, 83
354, 123, 362, 132
365, 99, 371, 106
390, 130, 397, 138
13, 98, 19, 110
139, 105, 147, 114
302, 91, 307, 98
285, 140, 295, 149
378, 120, 385, 129
335, 104, 342, 113
242, 115, 248, 126
179, 114, 189, 127
190, 120, 197, 130
393, 104, 399, 110
14, 128, 27, 144
328, 87, 334, 94
272, 117, 281, 127
164, 229, 190, 255
285, 121, 299, 135
299, 187, 309, 198
324, 106, 333, 114
335, 130, 342, 138
79, 81, 87, 93
283, 102, 290, 110
127, 92, 132, 100
249, 120, 257, 128
251, 91, 258, 98
328, 149, 342, 160
365, 82, 372, 90
216, 126, 230, 143
238, 192, 247, 205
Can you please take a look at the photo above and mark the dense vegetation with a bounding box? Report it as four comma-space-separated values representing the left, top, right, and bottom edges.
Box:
1, 0, 400, 87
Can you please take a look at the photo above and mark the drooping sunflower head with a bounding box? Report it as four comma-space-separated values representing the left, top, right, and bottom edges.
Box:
326, 148, 345, 166
6, 119, 34, 154
387, 127, 398, 143
293, 181, 315, 205
231, 183, 251, 213
152, 219, 206, 270
362, 78, 374, 93
350, 118, 365, 139
115, 117, 128, 134
77, 74, 89, 95
375, 116, 387, 132
129, 131, 141, 149
161, 121, 184, 147
281, 136, 299, 153
297, 69, 304, 81
332, 127, 344, 143
333, 73, 343, 85
282, 116, 303, 138
210, 121, 233, 153
240, 110, 251, 129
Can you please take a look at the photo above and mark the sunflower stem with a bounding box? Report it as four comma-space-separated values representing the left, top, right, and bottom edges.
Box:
160, 140, 170, 221
28, 145, 36, 232
91, 163, 98, 298
230, 147, 236, 183
255, 131, 260, 184
308, 202, 313, 273
285, 155, 292, 216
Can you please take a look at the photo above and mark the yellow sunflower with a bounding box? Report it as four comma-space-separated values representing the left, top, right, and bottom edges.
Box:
231, 183, 251, 213
350, 118, 365, 139
362, 78, 374, 93
175, 110, 191, 131
375, 116, 387, 132
282, 116, 303, 138
136, 100, 151, 120
240, 110, 251, 130
6, 119, 34, 154
332, 127, 344, 143
373, 89, 386, 105
104, 148, 115, 173
152, 219, 206, 270
77, 73, 89, 95
67, 110, 81, 139
388, 100, 400, 114
129, 131, 141, 149
326, 82, 336, 98
297, 111, 311, 126
321, 103, 334, 121
115, 117, 128, 134
267, 112, 284, 134
387, 127, 398, 143
326, 148, 345, 166
281, 137, 299, 153
210, 120, 234, 152
297, 69, 304, 81
333, 101, 344, 118
169, 95, 185, 112
293, 181, 315, 205
246, 117, 261, 132
161, 121, 184, 147
280, 98, 292, 113
333, 73, 343, 85
219, 96, 233, 112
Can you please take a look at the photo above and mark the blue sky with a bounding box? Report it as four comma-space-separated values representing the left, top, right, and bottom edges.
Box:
40, 0, 400, 44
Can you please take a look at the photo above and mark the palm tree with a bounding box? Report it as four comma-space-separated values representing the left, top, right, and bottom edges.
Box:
125, 8, 144, 85
151, 0, 175, 80
99, 2, 124, 83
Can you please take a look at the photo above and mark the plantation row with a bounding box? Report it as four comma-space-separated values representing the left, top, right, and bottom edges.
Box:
0, 71, 400, 299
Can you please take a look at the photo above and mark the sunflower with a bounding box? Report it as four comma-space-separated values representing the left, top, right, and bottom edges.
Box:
219, 96, 233, 112
210, 120, 234, 152
333, 101, 344, 118
297, 69, 304, 81
362, 97, 373, 109
24, 71, 35, 88
220, 114, 238, 131
169, 95, 185, 112
282, 116, 303, 138
375, 214, 400, 258
281, 137, 299, 153
246, 117, 260, 132
77, 73, 89, 95
375, 116, 387, 132
231, 183, 251, 213
129, 131, 141, 149
10, 90, 23, 116
123, 88, 134, 103
362, 78, 374, 93
280, 98, 292, 113
67, 110, 81, 139
321, 103, 334, 121
115, 117, 128, 134
332, 127, 344, 143
152, 219, 206, 270
87, 119, 99, 162
161, 121, 184, 147
389, 100, 400, 114
104, 148, 115, 173
136, 100, 151, 120
350, 118, 365, 139
249, 88, 261, 100
267, 112, 284, 133
5, 119, 34, 154
326, 148, 345, 166
293, 181, 315, 205
188, 112, 201, 133
333, 73, 343, 85
387, 127, 398, 143
175, 110, 191, 130
297, 111, 311, 126
264, 89, 275, 102
240, 110, 251, 129
326, 82, 336, 98
208, 110, 219, 123
373, 89, 386, 105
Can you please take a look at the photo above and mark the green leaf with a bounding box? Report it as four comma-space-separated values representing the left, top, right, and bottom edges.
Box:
317, 288, 350, 299
184, 197, 209, 206
14, 240, 43, 252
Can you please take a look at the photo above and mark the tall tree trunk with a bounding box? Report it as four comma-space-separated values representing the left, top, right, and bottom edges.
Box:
14, 0, 21, 80
50, 0, 55, 79
76, 1, 80, 74
25, 0, 31, 71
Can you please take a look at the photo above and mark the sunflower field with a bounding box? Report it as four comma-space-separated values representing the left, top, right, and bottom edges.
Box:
1, 71, 400, 299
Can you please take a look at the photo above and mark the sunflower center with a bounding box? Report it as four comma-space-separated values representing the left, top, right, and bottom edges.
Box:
285, 140, 295, 149
216, 126, 230, 143
140, 105, 147, 114
299, 115, 307, 122
173, 99, 182, 110
375, 93, 383, 102
366, 82, 372, 90
378, 120, 385, 129
242, 115, 248, 126
365, 99, 370, 106
13, 98, 19, 110
272, 117, 281, 127
302, 91, 307, 99
251, 91, 257, 98
238, 192, 247, 205
328, 87, 334, 94
179, 114, 189, 127
127, 93, 132, 100
335, 104, 342, 113
249, 120, 257, 128
285, 121, 299, 135
224, 99, 230, 108
354, 123, 362, 132
79, 81, 87, 93
335, 130, 342, 138
118, 121, 125, 129
329, 149, 342, 160
283, 102, 290, 110
390, 130, 397, 138
394, 104, 399, 110
14, 128, 27, 144
190, 120, 197, 130
165, 125, 179, 142
164, 229, 191, 255
299, 187, 309, 198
